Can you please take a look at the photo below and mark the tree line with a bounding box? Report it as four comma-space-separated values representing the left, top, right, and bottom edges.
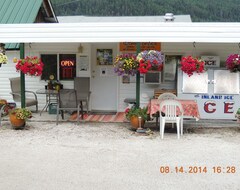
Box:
51, 0, 240, 22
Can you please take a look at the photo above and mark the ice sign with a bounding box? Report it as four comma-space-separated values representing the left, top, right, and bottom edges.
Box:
201, 56, 220, 68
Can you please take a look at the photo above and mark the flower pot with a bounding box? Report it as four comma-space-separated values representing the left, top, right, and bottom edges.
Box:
130, 116, 145, 130
9, 113, 25, 130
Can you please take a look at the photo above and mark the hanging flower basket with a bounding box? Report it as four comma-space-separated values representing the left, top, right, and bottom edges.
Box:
15, 56, 44, 76
113, 53, 138, 76
225, 54, 240, 72
180, 56, 205, 77
0, 52, 8, 67
136, 50, 164, 74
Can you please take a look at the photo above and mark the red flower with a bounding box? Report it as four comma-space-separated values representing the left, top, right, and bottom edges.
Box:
15, 56, 44, 76
226, 54, 240, 72
180, 56, 205, 77
125, 108, 130, 114
136, 50, 164, 74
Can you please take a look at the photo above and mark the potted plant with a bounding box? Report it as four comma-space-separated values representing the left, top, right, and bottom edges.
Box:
136, 50, 164, 74
113, 53, 139, 76
235, 108, 240, 123
180, 55, 205, 77
125, 106, 148, 130
226, 54, 240, 72
15, 56, 44, 76
9, 108, 32, 129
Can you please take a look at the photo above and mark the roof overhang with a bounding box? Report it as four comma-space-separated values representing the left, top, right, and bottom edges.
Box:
1, 22, 240, 43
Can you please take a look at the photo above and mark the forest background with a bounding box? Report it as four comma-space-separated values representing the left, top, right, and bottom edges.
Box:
51, 0, 240, 22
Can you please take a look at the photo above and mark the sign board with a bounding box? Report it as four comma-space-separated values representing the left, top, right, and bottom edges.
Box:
119, 42, 161, 51
178, 68, 240, 119
59, 54, 76, 80
201, 56, 220, 68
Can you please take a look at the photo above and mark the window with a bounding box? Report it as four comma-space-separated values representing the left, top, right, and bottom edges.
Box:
144, 72, 161, 84
41, 54, 57, 80
41, 54, 76, 81
59, 54, 76, 80
163, 55, 181, 83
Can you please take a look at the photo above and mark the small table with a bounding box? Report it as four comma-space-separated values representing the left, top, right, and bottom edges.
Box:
147, 99, 201, 126
36, 89, 59, 115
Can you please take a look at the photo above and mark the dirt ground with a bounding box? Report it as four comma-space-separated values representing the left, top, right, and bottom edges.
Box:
0, 121, 240, 190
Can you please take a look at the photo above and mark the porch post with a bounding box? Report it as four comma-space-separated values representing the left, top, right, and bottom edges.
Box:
20, 43, 26, 108
136, 42, 141, 108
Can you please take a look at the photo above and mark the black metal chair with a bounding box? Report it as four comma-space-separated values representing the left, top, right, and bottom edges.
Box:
56, 89, 83, 125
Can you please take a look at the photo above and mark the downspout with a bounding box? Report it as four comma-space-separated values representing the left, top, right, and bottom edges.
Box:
136, 42, 141, 108
20, 43, 26, 108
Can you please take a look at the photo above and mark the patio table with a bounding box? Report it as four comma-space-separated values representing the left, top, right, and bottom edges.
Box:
36, 89, 59, 115
147, 99, 201, 126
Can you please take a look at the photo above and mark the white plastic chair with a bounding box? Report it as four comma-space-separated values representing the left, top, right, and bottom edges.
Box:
159, 99, 183, 139
158, 92, 177, 128
158, 92, 177, 100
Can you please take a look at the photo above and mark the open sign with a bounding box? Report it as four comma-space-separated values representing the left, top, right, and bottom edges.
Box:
61, 60, 75, 67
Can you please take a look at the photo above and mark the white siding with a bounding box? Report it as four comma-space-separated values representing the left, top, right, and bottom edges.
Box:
0, 43, 83, 111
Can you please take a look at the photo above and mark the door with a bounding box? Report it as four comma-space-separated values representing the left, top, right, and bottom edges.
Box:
90, 43, 118, 111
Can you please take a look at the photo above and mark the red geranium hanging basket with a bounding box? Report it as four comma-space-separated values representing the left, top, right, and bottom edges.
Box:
136, 50, 164, 74
15, 56, 44, 76
180, 56, 205, 77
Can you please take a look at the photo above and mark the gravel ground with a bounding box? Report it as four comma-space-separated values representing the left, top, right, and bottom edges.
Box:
0, 121, 240, 190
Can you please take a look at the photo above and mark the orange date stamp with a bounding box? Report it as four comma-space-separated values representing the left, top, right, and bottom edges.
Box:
160, 166, 236, 174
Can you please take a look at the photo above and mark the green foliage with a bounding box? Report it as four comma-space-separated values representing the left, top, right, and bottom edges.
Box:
236, 108, 240, 115
125, 106, 148, 121
10, 108, 32, 120
51, 0, 240, 22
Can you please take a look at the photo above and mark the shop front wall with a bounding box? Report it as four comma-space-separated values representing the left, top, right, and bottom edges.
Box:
118, 42, 240, 118
1, 42, 240, 118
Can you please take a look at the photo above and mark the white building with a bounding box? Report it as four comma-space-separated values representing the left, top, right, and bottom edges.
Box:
1, 11, 240, 119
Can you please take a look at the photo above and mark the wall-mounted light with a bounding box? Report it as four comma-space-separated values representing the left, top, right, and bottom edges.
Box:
78, 43, 83, 53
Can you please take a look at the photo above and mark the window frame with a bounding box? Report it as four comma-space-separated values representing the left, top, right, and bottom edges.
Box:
40, 53, 77, 81
162, 54, 182, 85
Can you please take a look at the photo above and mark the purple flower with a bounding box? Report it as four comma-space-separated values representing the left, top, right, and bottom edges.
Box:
137, 50, 164, 72
113, 53, 138, 76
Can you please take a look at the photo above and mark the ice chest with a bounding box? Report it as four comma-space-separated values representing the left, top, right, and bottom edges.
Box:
49, 103, 57, 114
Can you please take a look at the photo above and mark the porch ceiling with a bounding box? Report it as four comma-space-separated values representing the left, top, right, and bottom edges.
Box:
0, 22, 240, 43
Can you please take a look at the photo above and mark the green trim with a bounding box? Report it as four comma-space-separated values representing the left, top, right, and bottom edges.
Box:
20, 43, 26, 108
136, 42, 141, 108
